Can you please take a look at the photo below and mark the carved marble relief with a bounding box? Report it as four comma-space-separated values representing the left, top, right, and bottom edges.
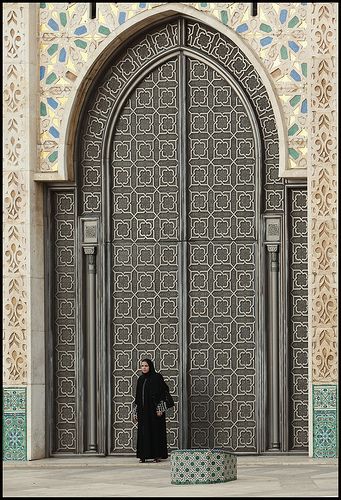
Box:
3, 4, 28, 385
309, 3, 337, 384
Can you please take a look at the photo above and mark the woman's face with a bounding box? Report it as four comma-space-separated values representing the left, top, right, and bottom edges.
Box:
141, 361, 150, 374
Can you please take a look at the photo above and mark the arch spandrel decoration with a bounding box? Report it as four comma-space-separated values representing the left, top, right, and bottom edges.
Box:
55, 4, 289, 184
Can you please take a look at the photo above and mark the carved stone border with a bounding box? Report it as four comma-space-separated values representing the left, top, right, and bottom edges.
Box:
308, 3, 338, 457
3, 3, 28, 386
3, 3, 45, 460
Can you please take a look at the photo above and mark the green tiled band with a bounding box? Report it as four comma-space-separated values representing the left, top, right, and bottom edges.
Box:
170, 449, 237, 484
3, 387, 27, 460
313, 384, 338, 458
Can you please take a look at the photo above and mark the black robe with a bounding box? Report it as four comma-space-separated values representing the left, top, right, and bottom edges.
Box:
134, 372, 168, 460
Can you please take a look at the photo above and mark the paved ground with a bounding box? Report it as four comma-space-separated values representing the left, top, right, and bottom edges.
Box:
3, 455, 338, 497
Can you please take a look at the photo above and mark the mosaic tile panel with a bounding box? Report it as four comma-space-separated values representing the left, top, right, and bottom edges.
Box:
38, 2, 308, 172
313, 385, 338, 458
3, 387, 27, 461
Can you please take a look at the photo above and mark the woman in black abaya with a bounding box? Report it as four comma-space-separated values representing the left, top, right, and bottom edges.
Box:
133, 359, 168, 463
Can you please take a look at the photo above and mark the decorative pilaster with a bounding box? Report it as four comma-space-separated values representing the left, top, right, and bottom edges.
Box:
82, 219, 99, 452
3, 3, 43, 460
308, 3, 338, 457
265, 217, 281, 452
267, 244, 280, 450
3, 4, 29, 462
83, 246, 98, 452
3, 4, 28, 387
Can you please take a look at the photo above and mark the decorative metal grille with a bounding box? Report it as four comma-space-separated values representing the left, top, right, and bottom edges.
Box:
187, 59, 257, 241
51, 190, 77, 453
288, 188, 308, 451
188, 242, 257, 451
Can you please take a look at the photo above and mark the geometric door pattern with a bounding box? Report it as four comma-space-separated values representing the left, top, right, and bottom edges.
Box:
110, 51, 259, 452
111, 58, 181, 452
187, 59, 257, 451
49, 190, 77, 453
287, 188, 308, 451
47, 17, 308, 455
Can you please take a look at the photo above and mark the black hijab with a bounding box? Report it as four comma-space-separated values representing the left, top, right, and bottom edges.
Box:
135, 359, 164, 409
141, 358, 156, 376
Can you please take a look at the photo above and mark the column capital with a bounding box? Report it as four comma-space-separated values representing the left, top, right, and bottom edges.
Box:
266, 244, 279, 254
83, 246, 96, 255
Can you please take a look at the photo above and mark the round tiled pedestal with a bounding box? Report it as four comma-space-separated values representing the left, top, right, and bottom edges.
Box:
170, 449, 237, 484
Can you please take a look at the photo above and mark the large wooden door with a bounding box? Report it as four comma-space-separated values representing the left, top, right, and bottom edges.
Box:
46, 18, 308, 456
109, 50, 260, 453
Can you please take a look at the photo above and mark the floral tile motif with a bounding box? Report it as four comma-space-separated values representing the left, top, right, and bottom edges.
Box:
313, 385, 338, 458
313, 384, 337, 410
3, 387, 27, 460
171, 448, 237, 484
39, 3, 308, 172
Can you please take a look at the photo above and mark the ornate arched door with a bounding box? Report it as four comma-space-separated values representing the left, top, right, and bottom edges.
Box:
46, 17, 308, 455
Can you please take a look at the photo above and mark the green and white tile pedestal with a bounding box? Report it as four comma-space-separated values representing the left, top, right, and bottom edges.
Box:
170, 449, 237, 484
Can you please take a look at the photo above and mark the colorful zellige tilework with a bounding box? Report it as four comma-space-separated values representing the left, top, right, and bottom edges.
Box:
313, 385, 338, 458
171, 449, 237, 484
3, 387, 27, 460
39, 3, 308, 172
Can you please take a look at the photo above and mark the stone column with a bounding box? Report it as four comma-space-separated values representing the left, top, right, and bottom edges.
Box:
3, 3, 44, 460
266, 244, 280, 450
84, 246, 98, 452
308, 3, 338, 457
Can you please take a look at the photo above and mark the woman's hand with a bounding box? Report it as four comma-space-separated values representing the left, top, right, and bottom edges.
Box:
156, 411, 162, 417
